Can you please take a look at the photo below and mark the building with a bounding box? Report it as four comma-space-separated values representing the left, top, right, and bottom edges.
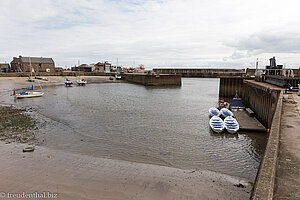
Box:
104, 61, 111, 73
92, 61, 112, 72
10, 56, 55, 72
55, 67, 64, 72
94, 62, 105, 72
265, 56, 283, 75
71, 64, 92, 72
0, 63, 10, 73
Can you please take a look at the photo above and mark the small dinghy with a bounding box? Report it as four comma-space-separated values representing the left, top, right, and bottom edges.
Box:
209, 107, 220, 117
209, 116, 225, 133
115, 74, 122, 80
224, 116, 239, 134
77, 78, 87, 86
220, 108, 233, 118
65, 78, 73, 86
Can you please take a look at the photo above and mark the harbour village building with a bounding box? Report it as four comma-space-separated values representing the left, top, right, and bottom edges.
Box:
0, 63, 10, 73
10, 56, 55, 73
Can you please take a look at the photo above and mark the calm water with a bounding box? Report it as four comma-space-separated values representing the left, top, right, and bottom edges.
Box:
0, 78, 266, 181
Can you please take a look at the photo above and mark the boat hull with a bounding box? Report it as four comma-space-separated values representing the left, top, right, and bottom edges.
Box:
209, 116, 225, 133
220, 108, 233, 118
77, 80, 87, 86
224, 116, 239, 134
15, 92, 44, 99
209, 107, 220, 117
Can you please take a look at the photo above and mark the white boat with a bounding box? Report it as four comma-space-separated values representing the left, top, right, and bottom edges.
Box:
224, 116, 239, 134
65, 78, 73, 86
77, 79, 87, 86
220, 108, 233, 118
15, 58, 44, 99
15, 91, 44, 99
35, 76, 48, 81
209, 107, 220, 117
209, 116, 225, 133
115, 74, 122, 80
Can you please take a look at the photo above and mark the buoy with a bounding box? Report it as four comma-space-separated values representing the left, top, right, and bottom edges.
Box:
267, 129, 270, 133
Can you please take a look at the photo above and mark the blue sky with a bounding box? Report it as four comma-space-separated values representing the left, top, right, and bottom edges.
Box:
1, 0, 300, 69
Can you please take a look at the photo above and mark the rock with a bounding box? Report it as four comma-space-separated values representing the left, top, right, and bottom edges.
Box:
234, 183, 245, 188
23, 146, 35, 153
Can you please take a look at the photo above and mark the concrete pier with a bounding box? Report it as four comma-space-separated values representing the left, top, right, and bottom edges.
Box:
273, 93, 300, 199
153, 68, 245, 77
232, 110, 266, 132
122, 73, 181, 86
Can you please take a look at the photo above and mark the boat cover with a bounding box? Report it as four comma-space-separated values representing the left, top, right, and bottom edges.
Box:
230, 98, 244, 109
22, 85, 33, 90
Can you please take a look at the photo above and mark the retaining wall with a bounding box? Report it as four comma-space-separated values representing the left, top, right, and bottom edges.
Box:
219, 78, 280, 128
122, 73, 181, 86
153, 68, 245, 77
251, 91, 283, 199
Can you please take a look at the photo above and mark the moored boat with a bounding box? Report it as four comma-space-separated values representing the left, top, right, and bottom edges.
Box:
230, 98, 245, 110
16, 57, 44, 99
224, 116, 239, 134
65, 78, 73, 86
220, 108, 233, 118
209, 116, 225, 133
115, 74, 122, 80
230, 92, 245, 111
15, 91, 44, 99
218, 98, 230, 109
14, 85, 44, 99
77, 78, 87, 86
209, 107, 220, 117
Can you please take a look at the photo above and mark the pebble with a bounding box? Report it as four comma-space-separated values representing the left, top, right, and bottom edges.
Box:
23, 146, 35, 152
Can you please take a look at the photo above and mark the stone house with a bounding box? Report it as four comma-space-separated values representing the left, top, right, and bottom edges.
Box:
71, 64, 92, 72
94, 62, 105, 72
10, 56, 55, 72
93, 61, 111, 72
0, 63, 10, 73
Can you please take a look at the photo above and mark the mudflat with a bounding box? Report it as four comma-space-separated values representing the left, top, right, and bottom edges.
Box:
0, 142, 250, 200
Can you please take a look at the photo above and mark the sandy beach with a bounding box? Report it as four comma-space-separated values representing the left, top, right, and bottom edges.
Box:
0, 77, 251, 199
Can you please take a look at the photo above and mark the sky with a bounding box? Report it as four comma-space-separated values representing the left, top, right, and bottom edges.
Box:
0, 0, 300, 69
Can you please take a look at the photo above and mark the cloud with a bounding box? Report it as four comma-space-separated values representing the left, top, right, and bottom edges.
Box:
1, 0, 300, 68
226, 32, 300, 54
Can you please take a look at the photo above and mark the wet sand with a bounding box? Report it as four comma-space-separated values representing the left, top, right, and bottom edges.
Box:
0, 76, 114, 89
0, 142, 250, 200
0, 77, 251, 199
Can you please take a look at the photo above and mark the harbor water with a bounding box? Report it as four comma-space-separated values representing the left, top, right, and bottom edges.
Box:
0, 78, 266, 182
